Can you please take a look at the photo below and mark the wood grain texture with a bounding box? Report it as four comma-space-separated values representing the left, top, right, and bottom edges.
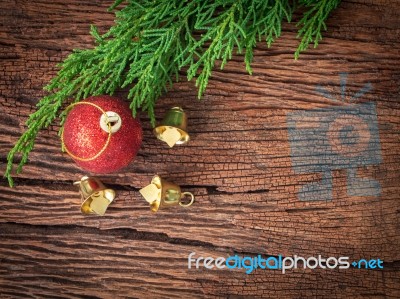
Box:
0, 0, 400, 298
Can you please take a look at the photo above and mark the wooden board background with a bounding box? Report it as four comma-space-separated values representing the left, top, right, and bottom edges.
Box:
1, 0, 399, 298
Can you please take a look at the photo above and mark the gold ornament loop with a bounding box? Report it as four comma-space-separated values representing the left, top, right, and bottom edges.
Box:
179, 192, 195, 207
60, 101, 112, 162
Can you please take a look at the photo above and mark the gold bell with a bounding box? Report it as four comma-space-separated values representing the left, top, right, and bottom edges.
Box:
139, 175, 194, 212
73, 176, 116, 216
154, 107, 190, 147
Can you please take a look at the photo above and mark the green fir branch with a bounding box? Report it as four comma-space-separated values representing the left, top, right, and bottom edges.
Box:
243, 0, 293, 74
4, 0, 341, 186
295, 0, 341, 59
187, 2, 246, 98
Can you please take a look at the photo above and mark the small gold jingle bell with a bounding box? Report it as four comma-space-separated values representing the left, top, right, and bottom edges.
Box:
154, 107, 190, 148
73, 176, 116, 216
139, 175, 194, 212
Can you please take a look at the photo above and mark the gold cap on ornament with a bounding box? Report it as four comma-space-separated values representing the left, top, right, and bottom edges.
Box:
74, 176, 116, 216
139, 175, 194, 212
153, 107, 190, 147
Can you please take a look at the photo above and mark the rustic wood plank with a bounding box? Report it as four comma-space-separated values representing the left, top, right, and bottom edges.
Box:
0, 223, 399, 298
0, 179, 399, 260
0, 0, 399, 297
1, 50, 399, 192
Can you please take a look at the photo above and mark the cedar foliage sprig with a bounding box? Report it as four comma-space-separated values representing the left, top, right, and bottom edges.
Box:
5, 0, 341, 186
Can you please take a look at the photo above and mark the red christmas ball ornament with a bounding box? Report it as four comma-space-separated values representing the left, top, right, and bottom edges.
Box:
61, 95, 142, 173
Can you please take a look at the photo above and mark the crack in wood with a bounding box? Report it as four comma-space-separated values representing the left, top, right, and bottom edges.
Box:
0, 176, 270, 196
0, 222, 219, 250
